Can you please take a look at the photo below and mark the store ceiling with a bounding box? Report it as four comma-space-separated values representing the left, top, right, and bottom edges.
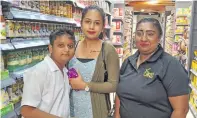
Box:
125, 0, 175, 12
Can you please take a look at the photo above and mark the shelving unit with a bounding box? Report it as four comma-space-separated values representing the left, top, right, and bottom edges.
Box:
187, 1, 197, 118
164, 10, 176, 56
0, 1, 113, 118
123, 6, 133, 61
111, 2, 124, 66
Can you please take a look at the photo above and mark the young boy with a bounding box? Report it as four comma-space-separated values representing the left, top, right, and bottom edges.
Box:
21, 28, 76, 118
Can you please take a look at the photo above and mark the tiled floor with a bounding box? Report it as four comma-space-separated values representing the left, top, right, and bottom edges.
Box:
187, 110, 195, 118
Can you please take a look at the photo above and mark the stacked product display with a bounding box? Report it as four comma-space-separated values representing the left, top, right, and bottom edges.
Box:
188, 1, 197, 117
0, 0, 112, 117
123, 7, 133, 61
189, 50, 197, 117
112, 4, 124, 66
175, 7, 191, 69
165, 11, 176, 57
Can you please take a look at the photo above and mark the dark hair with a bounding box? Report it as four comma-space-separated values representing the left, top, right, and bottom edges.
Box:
81, 5, 105, 26
136, 18, 163, 39
49, 28, 76, 46
81, 5, 105, 39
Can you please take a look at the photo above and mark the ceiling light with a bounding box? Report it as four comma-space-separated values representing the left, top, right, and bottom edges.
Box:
141, 9, 145, 12
148, 0, 158, 4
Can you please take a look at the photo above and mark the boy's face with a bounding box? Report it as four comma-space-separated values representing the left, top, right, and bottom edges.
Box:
49, 35, 75, 65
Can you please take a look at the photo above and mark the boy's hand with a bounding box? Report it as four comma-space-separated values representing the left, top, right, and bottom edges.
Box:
69, 70, 86, 90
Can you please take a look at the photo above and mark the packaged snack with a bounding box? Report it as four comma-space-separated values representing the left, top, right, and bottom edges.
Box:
25, 21, 32, 37
67, 68, 78, 78
31, 22, 36, 37
49, 1, 55, 15
6, 20, 14, 37
63, 3, 68, 18
116, 22, 121, 31
113, 8, 119, 17
7, 51, 19, 72
69, 4, 73, 18
39, 1, 45, 13
56, 2, 60, 16
59, 2, 64, 17
0, 89, 10, 109
20, 21, 25, 37
35, 22, 40, 37
0, 15, 6, 39
26, 49, 32, 64
45, 0, 50, 14
15, 21, 21, 37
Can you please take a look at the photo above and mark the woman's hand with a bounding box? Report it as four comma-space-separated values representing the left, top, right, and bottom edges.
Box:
69, 71, 86, 90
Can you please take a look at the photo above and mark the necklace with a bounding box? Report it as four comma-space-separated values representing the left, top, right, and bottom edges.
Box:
90, 50, 100, 53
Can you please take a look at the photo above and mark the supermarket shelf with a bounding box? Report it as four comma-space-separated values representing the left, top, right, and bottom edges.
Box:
0, 43, 15, 51
113, 31, 123, 36
1, 78, 16, 89
176, 15, 188, 17
175, 33, 183, 35
10, 67, 32, 79
4, 8, 76, 24
176, 24, 189, 26
12, 39, 49, 49
113, 43, 123, 46
112, 17, 124, 22
190, 84, 197, 94
190, 69, 197, 77
189, 103, 197, 118
75, 2, 111, 15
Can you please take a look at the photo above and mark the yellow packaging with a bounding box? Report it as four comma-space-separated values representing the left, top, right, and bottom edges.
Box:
39, 1, 45, 14
63, 3, 68, 18
194, 94, 197, 110
59, 2, 64, 17
191, 60, 197, 71
190, 91, 194, 103
6, 20, 15, 37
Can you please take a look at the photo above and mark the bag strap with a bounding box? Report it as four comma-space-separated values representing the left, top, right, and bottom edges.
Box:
102, 42, 116, 116
102, 42, 107, 71
102, 42, 108, 82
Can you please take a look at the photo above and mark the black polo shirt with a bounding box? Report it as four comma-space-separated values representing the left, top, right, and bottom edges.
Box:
117, 45, 189, 118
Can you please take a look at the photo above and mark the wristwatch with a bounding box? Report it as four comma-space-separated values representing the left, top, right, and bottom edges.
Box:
85, 84, 90, 92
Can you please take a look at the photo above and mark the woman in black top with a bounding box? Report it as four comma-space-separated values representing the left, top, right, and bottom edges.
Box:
115, 18, 189, 118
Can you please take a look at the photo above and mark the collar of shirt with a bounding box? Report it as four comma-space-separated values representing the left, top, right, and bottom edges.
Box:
44, 55, 68, 73
128, 44, 164, 67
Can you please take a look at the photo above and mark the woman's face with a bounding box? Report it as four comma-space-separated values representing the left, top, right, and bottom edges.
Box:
81, 10, 104, 40
135, 22, 160, 55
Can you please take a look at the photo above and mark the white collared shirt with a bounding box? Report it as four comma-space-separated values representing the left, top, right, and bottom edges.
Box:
21, 56, 70, 118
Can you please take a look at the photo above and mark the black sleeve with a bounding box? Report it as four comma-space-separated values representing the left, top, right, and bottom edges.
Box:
162, 58, 190, 97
